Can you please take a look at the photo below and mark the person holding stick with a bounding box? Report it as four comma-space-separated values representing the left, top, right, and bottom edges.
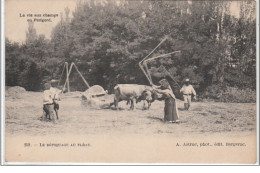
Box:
42, 83, 55, 121
42, 82, 61, 121
152, 79, 180, 123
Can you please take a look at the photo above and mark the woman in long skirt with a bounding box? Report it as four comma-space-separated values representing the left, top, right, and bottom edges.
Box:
153, 79, 179, 123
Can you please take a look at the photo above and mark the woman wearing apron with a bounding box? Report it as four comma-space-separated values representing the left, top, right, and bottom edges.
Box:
153, 79, 180, 123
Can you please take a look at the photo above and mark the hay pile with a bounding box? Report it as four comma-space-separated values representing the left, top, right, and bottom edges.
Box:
82, 94, 114, 109
63, 91, 82, 98
82, 85, 105, 98
5, 86, 27, 99
81, 85, 114, 109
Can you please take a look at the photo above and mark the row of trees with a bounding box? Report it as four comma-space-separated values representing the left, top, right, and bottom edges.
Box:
6, 0, 256, 96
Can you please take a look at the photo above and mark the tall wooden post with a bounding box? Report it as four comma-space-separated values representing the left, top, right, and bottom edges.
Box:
65, 62, 70, 93
72, 63, 90, 88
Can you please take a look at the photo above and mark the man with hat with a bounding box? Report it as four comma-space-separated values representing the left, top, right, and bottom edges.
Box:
42, 83, 54, 121
49, 80, 62, 120
42, 82, 61, 121
180, 78, 196, 110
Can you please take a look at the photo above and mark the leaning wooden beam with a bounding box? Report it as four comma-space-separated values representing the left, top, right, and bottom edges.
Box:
144, 51, 181, 88
139, 36, 168, 85
143, 62, 153, 85
138, 63, 153, 85
65, 62, 70, 92
140, 36, 168, 63
57, 63, 66, 88
63, 63, 74, 92
144, 50, 181, 63
72, 63, 90, 88
165, 70, 181, 89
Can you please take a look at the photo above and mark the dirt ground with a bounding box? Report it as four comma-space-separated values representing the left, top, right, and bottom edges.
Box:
5, 90, 256, 138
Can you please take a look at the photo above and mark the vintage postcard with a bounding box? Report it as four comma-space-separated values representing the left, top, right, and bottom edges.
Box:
1, 0, 258, 164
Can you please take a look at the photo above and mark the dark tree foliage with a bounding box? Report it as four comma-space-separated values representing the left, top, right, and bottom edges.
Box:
5, 0, 256, 95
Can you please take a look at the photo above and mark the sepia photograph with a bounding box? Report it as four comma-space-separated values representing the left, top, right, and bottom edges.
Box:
1, 0, 258, 164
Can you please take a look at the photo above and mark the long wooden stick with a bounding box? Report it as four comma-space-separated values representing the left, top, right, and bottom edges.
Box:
139, 63, 152, 85
63, 63, 73, 92
143, 62, 153, 84
139, 36, 168, 85
144, 51, 181, 63
72, 63, 90, 88
165, 70, 181, 89
144, 51, 181, 88
140, 36, 168, 63
57, 63, 66, 88
65, 62, 70, 92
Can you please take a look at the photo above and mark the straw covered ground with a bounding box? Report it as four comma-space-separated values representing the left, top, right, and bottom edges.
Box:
5, 87, 256, 138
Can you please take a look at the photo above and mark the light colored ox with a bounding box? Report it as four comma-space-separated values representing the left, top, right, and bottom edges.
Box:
114, 84, 154, 110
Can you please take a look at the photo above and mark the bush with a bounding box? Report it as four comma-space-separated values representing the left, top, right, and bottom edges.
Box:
201, 84, 225, 100
201, 85, 256, 103
220, 87, 256, 103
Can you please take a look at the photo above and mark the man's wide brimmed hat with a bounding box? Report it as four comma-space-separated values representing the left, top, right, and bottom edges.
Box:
185, 78, 190, 82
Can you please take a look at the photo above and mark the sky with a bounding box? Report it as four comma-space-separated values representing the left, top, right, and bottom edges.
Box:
5, 0, 77, 43
4, 0, 243, 43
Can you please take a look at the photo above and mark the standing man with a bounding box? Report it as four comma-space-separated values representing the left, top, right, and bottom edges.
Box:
49, 81, 61, 120
42, 83, 55, 121
180, 78, 196, 110
42, 82, 61, 121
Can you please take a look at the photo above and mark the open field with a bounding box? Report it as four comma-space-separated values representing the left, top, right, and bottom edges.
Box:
5, 90, 256, 138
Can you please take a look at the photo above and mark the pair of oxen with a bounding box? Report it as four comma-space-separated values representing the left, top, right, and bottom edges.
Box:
114, 84, 164, 110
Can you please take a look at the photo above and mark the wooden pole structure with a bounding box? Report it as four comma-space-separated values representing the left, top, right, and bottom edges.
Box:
144, 51, 182, 89
143, 62, 153, 85
140, 36, 168, 63
57, 63, 66, 88
63, 62, 73, 92
62, 62, 90, 91
138, 63, 153, 85
139, 36, 168, 85
143, 50, 181, 63
72, 63, 90, 88
65, 62, 70, 92
138, 36, 181, 88
166, 70, 181, 89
